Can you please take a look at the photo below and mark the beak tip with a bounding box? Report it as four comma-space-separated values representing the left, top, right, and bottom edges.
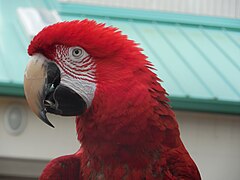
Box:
39, 111, 55, 128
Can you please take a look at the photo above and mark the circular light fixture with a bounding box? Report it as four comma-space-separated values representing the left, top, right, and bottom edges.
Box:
4, 104, 27, 135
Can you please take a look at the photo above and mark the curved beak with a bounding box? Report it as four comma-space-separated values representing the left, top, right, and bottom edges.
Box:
24, 54, 87, 128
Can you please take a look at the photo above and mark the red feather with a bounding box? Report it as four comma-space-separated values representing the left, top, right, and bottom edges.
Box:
29, 20, 201, 179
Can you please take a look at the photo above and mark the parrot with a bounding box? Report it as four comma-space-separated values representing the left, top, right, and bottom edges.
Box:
24, 19, 201, 179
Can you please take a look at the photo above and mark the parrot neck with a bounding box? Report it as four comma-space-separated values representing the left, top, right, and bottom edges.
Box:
75, 74, 179, 173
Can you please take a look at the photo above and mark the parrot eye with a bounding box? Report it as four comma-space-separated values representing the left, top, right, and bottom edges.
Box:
69, 47, 88, 60
72, 48, 83, 57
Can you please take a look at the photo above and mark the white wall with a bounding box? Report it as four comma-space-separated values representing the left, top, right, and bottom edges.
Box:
0, 97, 79, 160
177, 111, 240, 180
0, 97, 240, 179
60, 0, 240, 18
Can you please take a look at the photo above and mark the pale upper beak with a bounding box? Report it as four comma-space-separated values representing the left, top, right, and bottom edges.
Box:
24, 54, 87, 128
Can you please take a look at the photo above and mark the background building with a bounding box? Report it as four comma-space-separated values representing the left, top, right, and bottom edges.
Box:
0, 0, 240, 179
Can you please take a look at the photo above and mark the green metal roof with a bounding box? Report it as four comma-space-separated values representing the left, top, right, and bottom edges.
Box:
0, 1, 240, 114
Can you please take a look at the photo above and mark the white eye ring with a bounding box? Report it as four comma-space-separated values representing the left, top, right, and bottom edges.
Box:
69, 47, 88, 61
71, 47, 84, 58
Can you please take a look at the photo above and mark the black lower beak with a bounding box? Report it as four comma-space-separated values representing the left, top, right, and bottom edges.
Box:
44, 84, 87, 116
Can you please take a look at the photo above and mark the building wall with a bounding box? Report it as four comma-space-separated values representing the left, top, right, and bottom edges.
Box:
60, 0, 240, 18
0, 97, 240, 179
177, 111, 240, 180
0, 97, 79, 160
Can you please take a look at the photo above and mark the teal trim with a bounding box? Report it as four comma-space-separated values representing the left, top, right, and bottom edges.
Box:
0, 83, 24, 97
169, 97, 240, 115
59, 3, 240, 30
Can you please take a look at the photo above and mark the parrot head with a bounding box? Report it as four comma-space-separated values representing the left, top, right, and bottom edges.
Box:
24, 19, 151, 127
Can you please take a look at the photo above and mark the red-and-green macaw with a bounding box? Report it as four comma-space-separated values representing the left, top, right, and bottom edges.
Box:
24, 20, 201, 179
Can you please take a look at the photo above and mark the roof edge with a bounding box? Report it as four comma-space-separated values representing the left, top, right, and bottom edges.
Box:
0, 83, 239, 114
58, 2, 240, 30
0, 83, 24, 97
169, 96, 240, 115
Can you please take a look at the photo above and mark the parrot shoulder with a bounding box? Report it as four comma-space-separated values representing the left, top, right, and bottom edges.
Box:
40, 154, 82, 180
158, 145, 201, 180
